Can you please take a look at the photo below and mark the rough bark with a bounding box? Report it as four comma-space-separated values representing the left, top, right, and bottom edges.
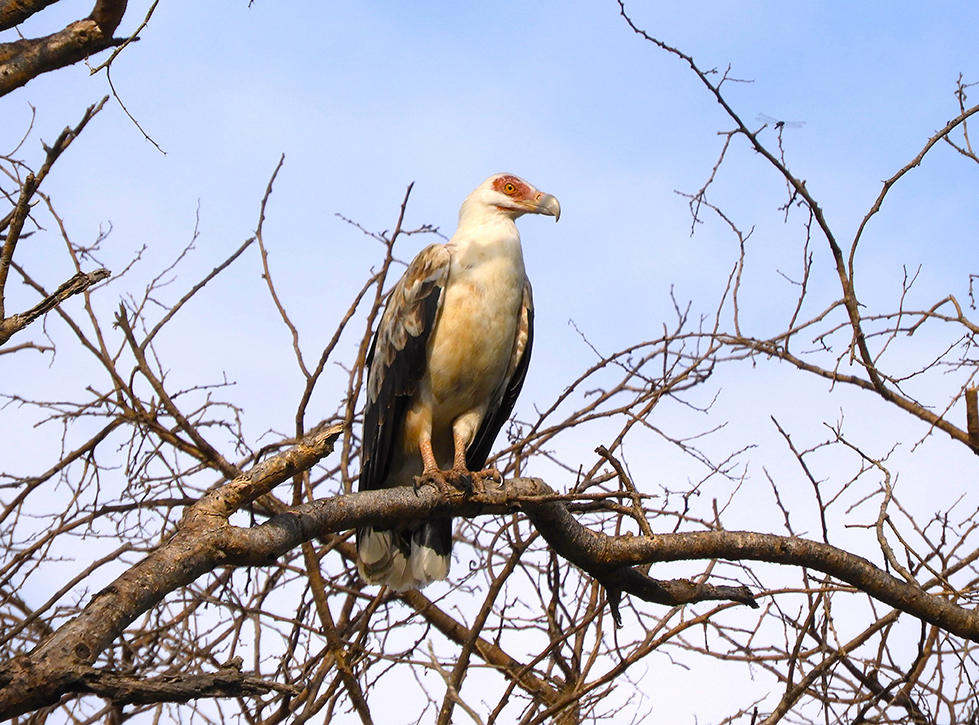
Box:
0, 0, 128, 97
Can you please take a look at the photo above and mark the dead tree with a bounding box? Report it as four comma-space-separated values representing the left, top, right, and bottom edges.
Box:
2, 5, 979, 724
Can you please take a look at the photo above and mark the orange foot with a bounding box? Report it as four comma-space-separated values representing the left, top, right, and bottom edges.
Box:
414, 467, 503, 496
414, 467, 474, 496
473, 467, 502, 486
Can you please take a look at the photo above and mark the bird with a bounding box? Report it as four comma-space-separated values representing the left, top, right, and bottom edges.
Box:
356, 173, 560, 591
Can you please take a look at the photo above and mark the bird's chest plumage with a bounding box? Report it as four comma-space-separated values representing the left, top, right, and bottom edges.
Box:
426, 251, 524, 418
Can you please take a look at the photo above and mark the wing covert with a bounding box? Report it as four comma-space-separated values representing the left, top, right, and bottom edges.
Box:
359, 244, 450, 491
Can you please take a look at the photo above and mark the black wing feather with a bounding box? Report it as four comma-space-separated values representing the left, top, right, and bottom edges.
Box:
359, 245, 448, 492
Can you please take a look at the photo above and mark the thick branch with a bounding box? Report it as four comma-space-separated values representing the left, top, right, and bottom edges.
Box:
0, 424, 342, 720
228, 479, 976, 640
0, 0, 58, 32
78, 661, 297, 706
610, 530, 979, 640
0, 0, 128, 97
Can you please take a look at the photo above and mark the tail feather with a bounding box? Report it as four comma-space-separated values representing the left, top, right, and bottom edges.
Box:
356, 519, 451, 591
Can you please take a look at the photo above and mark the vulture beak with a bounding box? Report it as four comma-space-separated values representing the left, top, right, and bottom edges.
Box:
532, 193, 561, 222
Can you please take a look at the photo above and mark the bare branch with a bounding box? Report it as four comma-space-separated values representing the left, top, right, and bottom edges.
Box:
0, 267, 109, 345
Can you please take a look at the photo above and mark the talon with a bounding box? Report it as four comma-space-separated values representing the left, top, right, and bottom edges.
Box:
482, 467, 503, 484
465, 467, 501, 495
414, 471, 449, 496
414, 469, 479, 497
441, 467, 473, 495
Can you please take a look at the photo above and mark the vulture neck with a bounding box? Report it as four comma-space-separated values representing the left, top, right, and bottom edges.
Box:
450, 203, 525, 271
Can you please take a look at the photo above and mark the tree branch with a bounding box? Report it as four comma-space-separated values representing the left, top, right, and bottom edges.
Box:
0, 423, 342, 720
3, 435, 977, 718
0, 1, 128, 96
0, 267, 109, 345
0, 0, 59, 33
78, 659, 297, 706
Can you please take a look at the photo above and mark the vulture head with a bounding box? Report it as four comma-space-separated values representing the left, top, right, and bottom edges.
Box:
461, 173, 561, 223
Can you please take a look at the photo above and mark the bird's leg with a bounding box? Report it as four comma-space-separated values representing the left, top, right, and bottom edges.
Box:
443, 431, 475, 494
413, 438, 449, 495
419, 437, 440, 477
413, 437, 474, 495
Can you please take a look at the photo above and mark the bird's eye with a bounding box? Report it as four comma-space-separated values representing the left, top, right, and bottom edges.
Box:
504, 182, 516, 195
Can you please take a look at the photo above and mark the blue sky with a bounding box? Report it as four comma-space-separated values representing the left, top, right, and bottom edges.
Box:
4, 1, 979, 721
12, 2, 970, 383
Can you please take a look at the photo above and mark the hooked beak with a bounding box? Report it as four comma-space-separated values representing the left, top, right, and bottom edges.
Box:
529, 192, 561, 222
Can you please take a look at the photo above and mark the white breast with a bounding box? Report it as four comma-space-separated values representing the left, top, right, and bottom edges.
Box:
426, 247, 524, 421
